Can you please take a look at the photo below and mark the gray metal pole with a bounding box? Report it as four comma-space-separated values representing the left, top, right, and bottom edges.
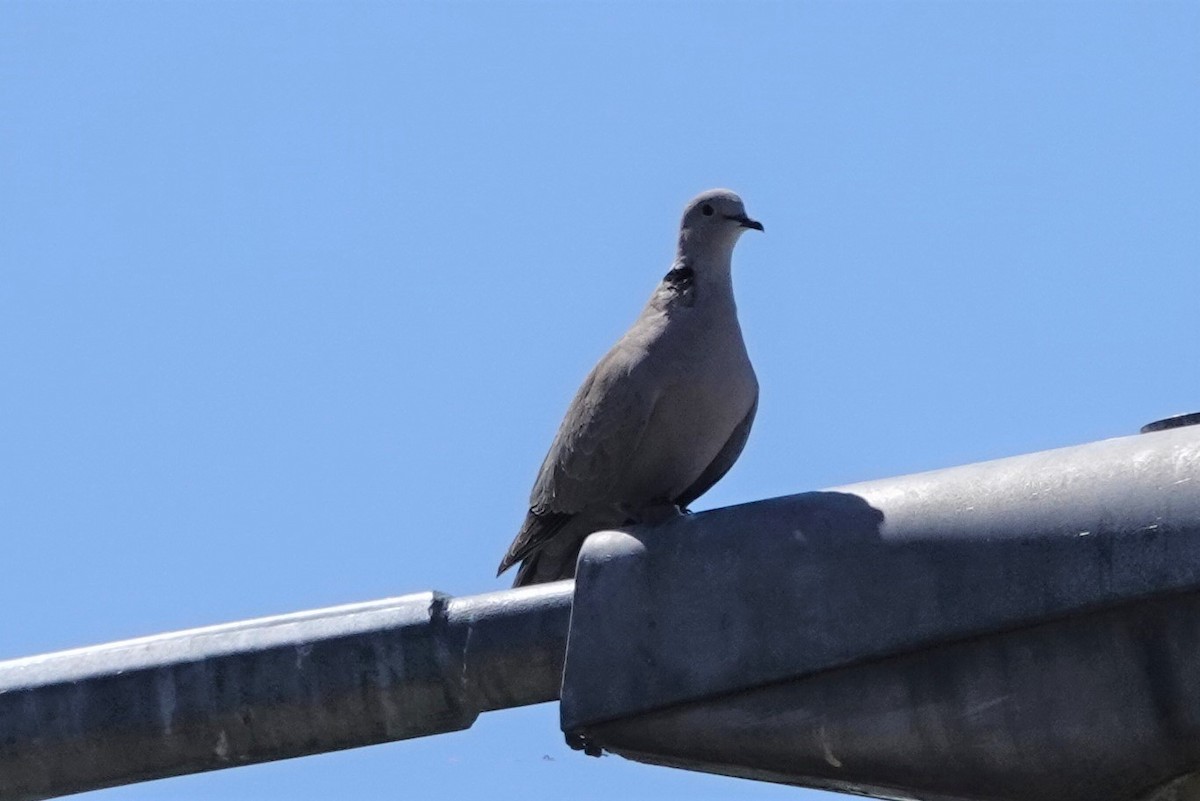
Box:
0, 582, 573, 801
4, 416, 1197, 801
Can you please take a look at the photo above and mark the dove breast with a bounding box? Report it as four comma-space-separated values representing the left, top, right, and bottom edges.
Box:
614, 305, 758, 507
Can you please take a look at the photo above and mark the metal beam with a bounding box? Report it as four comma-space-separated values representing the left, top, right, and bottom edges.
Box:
0, 582, 573, 801
560, 423, 1200, 801
4, 418, 1198, 801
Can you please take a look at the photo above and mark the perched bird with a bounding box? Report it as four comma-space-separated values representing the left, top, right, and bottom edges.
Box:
497, 189, 763, 587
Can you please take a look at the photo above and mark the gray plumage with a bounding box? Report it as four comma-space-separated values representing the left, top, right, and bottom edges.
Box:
498, 189, 762, 586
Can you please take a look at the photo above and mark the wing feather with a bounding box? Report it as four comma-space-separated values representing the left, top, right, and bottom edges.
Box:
672, 394, 758, 510
497, 344, 659, 576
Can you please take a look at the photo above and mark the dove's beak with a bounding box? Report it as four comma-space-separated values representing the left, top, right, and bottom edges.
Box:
728, 214, 764, 232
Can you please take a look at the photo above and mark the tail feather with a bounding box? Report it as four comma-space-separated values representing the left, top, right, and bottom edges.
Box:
497, 510, 572, 577
509, 524, 590, 587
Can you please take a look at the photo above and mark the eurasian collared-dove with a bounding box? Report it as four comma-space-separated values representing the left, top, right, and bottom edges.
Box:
497, 189, 762, 587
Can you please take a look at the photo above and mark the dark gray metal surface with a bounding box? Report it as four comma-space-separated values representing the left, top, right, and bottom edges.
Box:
590, 592, 1200, 801
1143, 411, 1200, 434
562, 425, 1200, 800
0, 582, 572, 801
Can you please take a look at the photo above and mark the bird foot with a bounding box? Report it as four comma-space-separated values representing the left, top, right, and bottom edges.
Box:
565, 731, 604, 757
635, 503, 685, 525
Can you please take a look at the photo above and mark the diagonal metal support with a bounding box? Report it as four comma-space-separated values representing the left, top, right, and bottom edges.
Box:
0, 582, 573, 801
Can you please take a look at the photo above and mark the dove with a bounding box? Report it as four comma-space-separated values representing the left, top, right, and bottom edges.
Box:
497, 189, 762, 587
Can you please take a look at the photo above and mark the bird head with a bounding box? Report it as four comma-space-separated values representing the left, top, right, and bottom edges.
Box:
677, 189, 763, 260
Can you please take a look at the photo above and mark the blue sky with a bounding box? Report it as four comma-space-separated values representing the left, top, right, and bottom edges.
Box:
2, 2, 1198, 799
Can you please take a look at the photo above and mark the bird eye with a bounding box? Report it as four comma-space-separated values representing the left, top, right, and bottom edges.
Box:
701, 204, 714, 216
